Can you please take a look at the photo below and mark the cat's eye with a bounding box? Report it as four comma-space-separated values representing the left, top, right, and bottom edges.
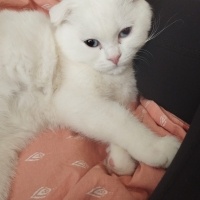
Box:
84, 39, 100, 48
119, 27, 132, 38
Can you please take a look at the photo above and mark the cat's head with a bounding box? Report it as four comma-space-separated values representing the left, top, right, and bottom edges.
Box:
50, 0, 152, 75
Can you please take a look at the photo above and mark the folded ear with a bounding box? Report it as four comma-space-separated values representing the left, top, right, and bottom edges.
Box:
49, 0, 72, 26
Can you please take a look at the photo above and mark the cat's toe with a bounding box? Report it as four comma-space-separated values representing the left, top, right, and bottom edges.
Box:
105, 145, 137, 176
159, 135, 181, 167
143, 135, 181, 168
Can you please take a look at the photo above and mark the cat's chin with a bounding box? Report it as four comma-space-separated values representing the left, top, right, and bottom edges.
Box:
95, 64, 129, 75
106, 67, 127, 75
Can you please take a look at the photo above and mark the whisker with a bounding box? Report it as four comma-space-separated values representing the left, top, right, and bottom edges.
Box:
134, 55, 150, 66
138, 49, 153, 58
147, 15, 161, 42
146, 14, 184, 42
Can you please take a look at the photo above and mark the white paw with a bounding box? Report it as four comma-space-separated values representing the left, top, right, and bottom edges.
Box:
140, 135, 181, 168
105, 144, 137, 175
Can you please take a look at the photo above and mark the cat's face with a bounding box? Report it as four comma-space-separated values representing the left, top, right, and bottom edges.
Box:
50, 0, 152, 75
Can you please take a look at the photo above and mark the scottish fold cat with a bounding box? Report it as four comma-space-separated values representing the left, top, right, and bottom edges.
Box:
0, 0, 180, 199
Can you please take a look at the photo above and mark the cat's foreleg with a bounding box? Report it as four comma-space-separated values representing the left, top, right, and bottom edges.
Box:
55, 93, 180, 169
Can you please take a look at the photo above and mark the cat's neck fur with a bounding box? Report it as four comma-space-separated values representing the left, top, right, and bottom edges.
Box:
57, 50, 137, 107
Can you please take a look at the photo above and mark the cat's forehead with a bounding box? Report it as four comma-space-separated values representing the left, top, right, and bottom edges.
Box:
71, 0, 135, 39
75, 0, 135, 21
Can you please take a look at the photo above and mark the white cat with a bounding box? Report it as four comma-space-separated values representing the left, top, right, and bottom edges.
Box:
0, 0, 180, 199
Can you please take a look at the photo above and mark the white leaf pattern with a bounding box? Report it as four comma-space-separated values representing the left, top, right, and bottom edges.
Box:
71, 160, 89, 169
25, 152, 45, 162
66, 135, 84, 140
160, 115, 167, 127
41, 4, 52, 10
31, 187, 52, 199
87, 187, 108, 198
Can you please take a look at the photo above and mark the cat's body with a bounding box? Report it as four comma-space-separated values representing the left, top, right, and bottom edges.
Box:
0, 0, 180, 199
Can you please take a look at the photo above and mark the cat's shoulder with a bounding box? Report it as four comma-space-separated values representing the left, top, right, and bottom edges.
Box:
0, 9, 48, 22
0, 9, 57, 89
0, 9, 51, 34
0, 9, 54, 55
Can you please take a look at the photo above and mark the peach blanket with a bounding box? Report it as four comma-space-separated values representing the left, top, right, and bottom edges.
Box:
0, 1, 189, 199
8, 98, 188, 200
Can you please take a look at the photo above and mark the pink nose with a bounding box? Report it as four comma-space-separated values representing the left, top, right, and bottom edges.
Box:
108, 54, 121, 65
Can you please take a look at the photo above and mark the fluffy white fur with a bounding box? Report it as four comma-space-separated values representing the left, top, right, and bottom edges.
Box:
0, 0, 180, 199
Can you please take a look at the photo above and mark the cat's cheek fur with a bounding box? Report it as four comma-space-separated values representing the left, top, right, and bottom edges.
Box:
55, 25, 100, 66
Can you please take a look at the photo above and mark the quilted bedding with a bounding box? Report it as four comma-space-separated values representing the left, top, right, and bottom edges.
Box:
0, 1, 188, 199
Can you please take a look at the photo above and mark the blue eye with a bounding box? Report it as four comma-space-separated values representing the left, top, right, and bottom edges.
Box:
119, 27, 132, 38
84, 39, 100, 47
